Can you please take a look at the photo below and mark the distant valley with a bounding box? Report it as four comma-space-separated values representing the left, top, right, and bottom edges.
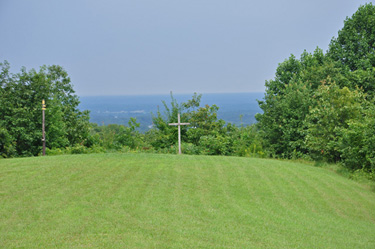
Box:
79, 92, 264, 132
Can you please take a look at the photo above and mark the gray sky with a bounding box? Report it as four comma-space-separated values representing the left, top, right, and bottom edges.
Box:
0, 0, 371, 96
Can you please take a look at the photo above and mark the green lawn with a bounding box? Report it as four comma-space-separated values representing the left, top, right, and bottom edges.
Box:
0, 153, 374, 248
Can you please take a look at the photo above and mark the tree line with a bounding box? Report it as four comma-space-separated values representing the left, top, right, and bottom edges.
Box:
1, 3, 374, 175
256, 3, 375, 173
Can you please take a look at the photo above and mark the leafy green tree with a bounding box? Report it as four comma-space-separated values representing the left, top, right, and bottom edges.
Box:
90, 119, 142, 151
0, 126, 15, 157
186, 104, 234, 155
0, 61, 90, 157
328, 3, 375, 72
256, 48, 336, 158
115, 118, 142, 149
305, 82, 365, 162
148, 92, 189, 149
225, 124, 264, 157
255, 3, 375, 168
327, 3, 375, 95
91, 124, 118, 150
256, 80, 313, 158
186, 104, 224, 144
337, 98, 375, 171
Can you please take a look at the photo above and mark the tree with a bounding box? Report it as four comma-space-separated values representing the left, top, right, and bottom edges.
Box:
114, 118, 142, 149
0, 61, 90, 157
186, 104, 234, 155
256, 48, 337, 158
255, 3, 375, 167
305, 82, 365, 162
148, 92, 190, 149
336, 96, 375, 171
328, 3, 375, 72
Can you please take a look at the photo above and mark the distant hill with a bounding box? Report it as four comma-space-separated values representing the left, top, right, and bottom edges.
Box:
79, 92, 264, 131
1, 153, 374, 248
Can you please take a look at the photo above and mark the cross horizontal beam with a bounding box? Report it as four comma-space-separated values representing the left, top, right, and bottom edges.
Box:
169, 122, 190, 126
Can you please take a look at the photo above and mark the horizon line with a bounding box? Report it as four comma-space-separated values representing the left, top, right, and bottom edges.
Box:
78, 91, 265, 97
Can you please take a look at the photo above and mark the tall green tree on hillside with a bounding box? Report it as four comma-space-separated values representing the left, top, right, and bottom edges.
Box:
328, 3, 375, 72
305, 82, 366, 162
256, 3, 375, 165
337, 99, 375, 171
328, 3, 375, 94
256, 48, 343, 158
0, 61, 90, 157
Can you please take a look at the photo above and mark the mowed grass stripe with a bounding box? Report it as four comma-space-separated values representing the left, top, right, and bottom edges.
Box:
278, 163, 347, 217
0, 153, 375, 248
288, 162, 375, 222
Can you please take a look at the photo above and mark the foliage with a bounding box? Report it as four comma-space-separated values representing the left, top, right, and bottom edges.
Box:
148, 92, 230, 154
148, 92, 189, 149
256, 3, 375, 172
0, 61, 90, 157
337, 99, 375, 171
45, 144, 106, 156
305, 82, 366, 162
186, 104, 232, 152
256, 49, 330, 158
114, 118, 142, 149
89, 119, 143, 151
0, 126, 16, 158
231, 125, 265, 157
328, 3, 375, 72
258, 81, 313, 158
148, 92, 264, 156
326, 3, 375, 98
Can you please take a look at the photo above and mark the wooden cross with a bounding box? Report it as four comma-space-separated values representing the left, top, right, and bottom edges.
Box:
169, 113, 190, 154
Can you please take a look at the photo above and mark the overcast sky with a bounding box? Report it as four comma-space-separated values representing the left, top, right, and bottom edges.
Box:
0, 0, 371, 96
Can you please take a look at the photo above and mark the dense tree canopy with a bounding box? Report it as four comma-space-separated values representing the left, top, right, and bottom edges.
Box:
328, 3, 375, 72
0, 61, 90, 157
256, 3, 375, 171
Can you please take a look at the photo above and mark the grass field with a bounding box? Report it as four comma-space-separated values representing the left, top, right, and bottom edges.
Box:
0, 153, 374, 248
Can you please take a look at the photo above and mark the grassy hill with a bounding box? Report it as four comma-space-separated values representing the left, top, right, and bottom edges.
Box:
1, 153, 374, 248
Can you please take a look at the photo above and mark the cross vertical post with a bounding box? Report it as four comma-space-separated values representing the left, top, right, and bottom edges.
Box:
168, 113, 190, 154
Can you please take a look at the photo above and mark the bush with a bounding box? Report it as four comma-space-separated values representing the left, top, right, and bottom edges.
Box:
70, 144, 88, 154
338, 106, 375, 171
0, 126, 16, 158
45, 148, 65, 156
350, 168, 375, 182
243, 144, 266, 158
199, 135, 231, 155
45, 144, 106, 156
181, 142, 199, 155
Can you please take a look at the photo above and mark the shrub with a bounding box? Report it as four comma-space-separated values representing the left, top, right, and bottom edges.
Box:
181, 142, 199, 155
